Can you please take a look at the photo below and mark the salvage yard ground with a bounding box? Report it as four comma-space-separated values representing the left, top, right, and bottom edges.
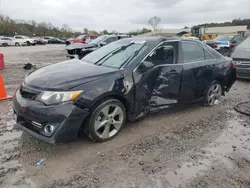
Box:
0, 45, 250, 188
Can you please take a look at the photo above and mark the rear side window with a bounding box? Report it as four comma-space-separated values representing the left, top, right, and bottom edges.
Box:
181, 42, 205, 62
105, 37, 118, 44
205, 45, 225, 60
204, 50, 214, 60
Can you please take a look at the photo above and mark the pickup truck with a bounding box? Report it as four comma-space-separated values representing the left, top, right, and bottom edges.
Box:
13, 35, 37, 46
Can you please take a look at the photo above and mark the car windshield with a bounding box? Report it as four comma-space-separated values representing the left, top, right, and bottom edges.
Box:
81, 39, 146, 68
215, 35, 234, 41
89, 36, 107, 44
236, 37, 250, 49
76, 35, 85, 39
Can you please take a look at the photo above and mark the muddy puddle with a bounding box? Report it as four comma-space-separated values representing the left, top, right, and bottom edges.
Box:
161, 110, 250, 188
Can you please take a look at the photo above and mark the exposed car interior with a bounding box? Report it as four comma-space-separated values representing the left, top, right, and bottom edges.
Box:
146, 45, 175, 66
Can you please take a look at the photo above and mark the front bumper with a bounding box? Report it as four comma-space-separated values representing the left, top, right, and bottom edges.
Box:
236, 67, 250, 79
12, 90, 89, 144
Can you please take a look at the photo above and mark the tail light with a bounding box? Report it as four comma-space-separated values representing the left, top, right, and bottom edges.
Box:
232, 61, 238, 68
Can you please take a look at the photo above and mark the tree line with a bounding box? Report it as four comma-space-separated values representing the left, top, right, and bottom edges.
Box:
0, 14, 152, 38
1, 13, 249, 38
197, 18, 250, 29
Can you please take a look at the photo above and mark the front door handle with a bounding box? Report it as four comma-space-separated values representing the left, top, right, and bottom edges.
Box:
211, 64, 216, 69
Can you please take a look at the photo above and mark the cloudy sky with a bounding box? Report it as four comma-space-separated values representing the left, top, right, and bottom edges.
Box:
0, 0, 249, 32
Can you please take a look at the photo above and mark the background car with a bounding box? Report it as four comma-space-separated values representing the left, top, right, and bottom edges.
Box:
231, 36, 250, 79
48, 38, 66, 44
0, 37, 26, 46
13, 37, 236, 144
205, 34, 245, 55
42, 36, 54, 43
65, 34, 99, 46
32, 37, 47, 45
14, 35, 37, 46
66, 35, 126, 59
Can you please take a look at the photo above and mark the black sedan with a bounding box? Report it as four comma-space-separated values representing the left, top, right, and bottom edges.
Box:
13, 37, 236, 144
231, 36, 250, 79
48, 38, 66, 44
66, 35, 131, 59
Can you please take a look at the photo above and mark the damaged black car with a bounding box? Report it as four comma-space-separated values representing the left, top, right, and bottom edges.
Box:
66, 34, 130, 59
13, 37, 236, 144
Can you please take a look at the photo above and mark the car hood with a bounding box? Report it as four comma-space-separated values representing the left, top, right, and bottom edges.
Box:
24, 59, 121, 91
231, 48, 250, 59
66, 43, 96, 50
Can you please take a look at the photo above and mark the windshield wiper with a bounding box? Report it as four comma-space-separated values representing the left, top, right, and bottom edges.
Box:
95, 41, 135, 65
119, 43, 146, 68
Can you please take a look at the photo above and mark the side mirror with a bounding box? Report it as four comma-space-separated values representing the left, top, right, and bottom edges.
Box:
100, 42, 107, 46
137, 61, 154, 73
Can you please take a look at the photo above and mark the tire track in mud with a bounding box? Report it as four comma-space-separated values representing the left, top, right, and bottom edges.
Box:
0, 46, 67, 188
42, 108, 250, 188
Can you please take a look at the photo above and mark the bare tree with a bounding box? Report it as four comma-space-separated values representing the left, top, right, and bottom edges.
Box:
148, 16, 161, 31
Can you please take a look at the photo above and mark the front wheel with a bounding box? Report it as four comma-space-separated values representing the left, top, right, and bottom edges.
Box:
15, 42, 20, 46
86, 99, 126, 142
204, 81, 222, 106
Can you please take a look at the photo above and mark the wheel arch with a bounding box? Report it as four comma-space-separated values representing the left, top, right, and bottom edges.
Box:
213, 76, 226, 95
91, 94, 130, 114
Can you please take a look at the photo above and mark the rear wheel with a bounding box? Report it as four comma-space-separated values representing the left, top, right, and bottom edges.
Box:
204, 81, 222, 106
26, 41, 31, 46
86, 99, 126, 142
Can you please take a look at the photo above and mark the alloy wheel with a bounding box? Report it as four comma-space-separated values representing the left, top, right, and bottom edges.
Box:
94, 104, 124, 139
207, 84, 222, 106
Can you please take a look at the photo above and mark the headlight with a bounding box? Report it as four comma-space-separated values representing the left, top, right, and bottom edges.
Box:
35, 90, 83, 105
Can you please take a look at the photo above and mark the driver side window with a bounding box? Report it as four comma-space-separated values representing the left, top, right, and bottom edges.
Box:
145, 43, 175, 66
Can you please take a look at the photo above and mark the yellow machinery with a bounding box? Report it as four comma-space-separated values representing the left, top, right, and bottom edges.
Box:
183, 26, 217, 40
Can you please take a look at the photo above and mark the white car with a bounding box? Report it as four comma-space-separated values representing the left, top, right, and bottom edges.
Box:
13, 35, 37, 46
0, 37, 26, 46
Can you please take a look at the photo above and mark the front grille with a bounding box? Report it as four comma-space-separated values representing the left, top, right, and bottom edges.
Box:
19, 86, 40, 100
238, 64, 250, 68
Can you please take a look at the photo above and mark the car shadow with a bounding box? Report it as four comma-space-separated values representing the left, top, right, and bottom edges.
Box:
18, 102, 204, 153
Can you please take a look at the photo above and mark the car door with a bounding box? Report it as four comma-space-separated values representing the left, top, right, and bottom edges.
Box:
178, 41, 216, 102
9, 38, 15, 46
133, 41, 182, 113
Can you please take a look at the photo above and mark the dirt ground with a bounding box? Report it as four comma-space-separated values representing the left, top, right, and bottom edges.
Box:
0, 45, 250, 188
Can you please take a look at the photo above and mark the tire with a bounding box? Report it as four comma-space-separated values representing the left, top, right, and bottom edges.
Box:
204, 81, 222, 107
86, 99, 126, 142
15, 42, 20, 46
3, 43, 7, 47
26, 41, 31, 46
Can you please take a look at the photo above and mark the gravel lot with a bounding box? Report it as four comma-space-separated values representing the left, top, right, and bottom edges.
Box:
0, 45, 250, 188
